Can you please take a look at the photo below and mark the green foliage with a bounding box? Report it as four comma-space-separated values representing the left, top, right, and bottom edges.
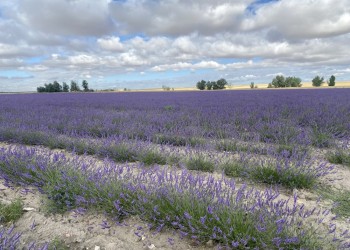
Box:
70, 80, 80, 92
0, 199, 24, 223
249, 164, 315, 189
82, 80, 89, 92
48, 237, 69, 250
206, 81, 213, 90
318, 187, 350, 218
312, 76, 324, 87
215, 78, 228, 89
62, 82, 69, 92
270, 76, 302, 88
250, 82, 255, 88
328, 75, 336, 86
137, 150, 167, 165
285, 77, 302, 87
186, 157, 215, 172
222, 161, 245, 177
327, 150, 350, 167
196, 80, 206, 90
271, 75, 285, 88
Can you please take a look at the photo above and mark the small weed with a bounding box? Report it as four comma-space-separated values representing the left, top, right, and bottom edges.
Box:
48, 237, 69, 250
0, 199, 24, 223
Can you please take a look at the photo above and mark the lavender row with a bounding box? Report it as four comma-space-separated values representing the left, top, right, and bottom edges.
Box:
0, 129, 332, 189
0, 146, 348, 249
0, 89, 349, 148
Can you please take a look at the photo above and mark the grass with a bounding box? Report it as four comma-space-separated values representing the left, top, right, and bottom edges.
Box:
327, 150, 350, 167
48, 237, 70, 250
318, 187, 350, 218
0, 199, 24, 223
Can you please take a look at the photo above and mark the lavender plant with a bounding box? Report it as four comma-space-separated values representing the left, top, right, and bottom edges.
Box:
1, 146, 349, 249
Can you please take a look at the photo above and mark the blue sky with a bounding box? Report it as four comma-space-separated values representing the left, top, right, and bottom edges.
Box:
1, 0, 350, 91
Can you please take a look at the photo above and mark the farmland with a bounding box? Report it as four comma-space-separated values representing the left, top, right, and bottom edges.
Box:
1, 89, 350, 249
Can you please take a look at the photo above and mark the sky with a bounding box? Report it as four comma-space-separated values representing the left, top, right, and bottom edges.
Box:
1, 0, 350, 92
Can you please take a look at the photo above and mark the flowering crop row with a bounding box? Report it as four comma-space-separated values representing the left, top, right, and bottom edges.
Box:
1, 146, 349, 249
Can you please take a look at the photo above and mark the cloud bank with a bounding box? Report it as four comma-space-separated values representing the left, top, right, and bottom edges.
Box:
0, 0, 350, 91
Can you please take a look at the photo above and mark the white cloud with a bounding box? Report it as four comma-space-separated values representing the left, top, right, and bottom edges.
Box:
97, 37, 124, 52
1, 0, 350, 91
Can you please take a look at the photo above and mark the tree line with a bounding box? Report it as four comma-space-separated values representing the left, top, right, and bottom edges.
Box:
195, 75, 336, 90
196, 78, 228, 90
37, 80, 93, 93
267, 75, 336, 88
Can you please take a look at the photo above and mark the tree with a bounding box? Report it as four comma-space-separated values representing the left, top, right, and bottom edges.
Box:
216, 78, 228, 89
328, 75, 336, 86
206, 81, 213, 90
70, 80, 80, 92
82, 80, 89, 92
285, 77, 302, 87
62, 82, 69, 92
312, 76, 324, 87
250, 82, 255, 89
196, 80, 206, 90
271, 75, 285, 88
37, 86, 46, 93
52, 81, 62, 92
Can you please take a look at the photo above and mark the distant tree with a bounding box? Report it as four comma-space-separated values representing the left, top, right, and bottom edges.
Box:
250, 82, 255, 89
267, 83, 273, 88
44, 83, 55, 92
206, 81, 213, 90
285, 77, 302, 87
271, 75, 286, 88
212, 81, 219, 90
196, 80, 206, 90
312, 76, 324, 87
328, 75, 336, 86
52, 81, 62, 92
162, 85, 171, 91
62, 82, 69, 92
216, 78, 228, 89
70, 80, 80, 92
82, 80, 89, 92
37, 86, 46, 93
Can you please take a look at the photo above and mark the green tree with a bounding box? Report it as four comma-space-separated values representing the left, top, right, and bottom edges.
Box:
250, 82, 255, 89
312, 76, 324, 87
328, 75, 336, 86
82, 80, 89, 92
271, 75, 285, 88
52, 81, 62, 92
285, 77, 302, 87
70, 80, 80, 92
62, 82, 69, 92
196, 80, 206, 90
37, 86, 46, 93
206, 81, 213, 90
216, 78, 228, 89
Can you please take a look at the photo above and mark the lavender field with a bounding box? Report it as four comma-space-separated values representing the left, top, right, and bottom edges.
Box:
1, 89, 350, 249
